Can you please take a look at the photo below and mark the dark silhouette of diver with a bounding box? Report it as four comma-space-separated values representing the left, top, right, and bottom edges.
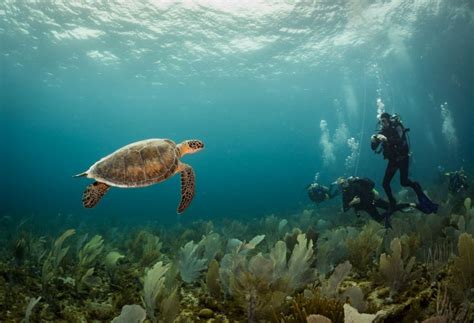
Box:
371, 112, 438, 214
307, 182, 339, 204
336, 176, 415, 228
445, 168, 469, 194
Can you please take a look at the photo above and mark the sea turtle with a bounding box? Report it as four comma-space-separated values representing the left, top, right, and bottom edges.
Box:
74, 139, 204, 213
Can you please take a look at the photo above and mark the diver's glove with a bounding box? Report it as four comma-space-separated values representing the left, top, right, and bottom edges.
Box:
376, 134, 387, 142
349, 196, 361, 206
371, 134, 387, 143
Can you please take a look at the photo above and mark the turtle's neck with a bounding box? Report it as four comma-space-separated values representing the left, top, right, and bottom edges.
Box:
178, 141, 191, 157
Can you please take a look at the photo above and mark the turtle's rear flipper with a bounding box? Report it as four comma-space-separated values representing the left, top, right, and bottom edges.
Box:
177, 163, 195, 214
83, 182, 110, 208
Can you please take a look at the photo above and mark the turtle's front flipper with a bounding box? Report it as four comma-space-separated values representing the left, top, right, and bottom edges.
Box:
177, 163, 195, 214
82, 182, 110, 208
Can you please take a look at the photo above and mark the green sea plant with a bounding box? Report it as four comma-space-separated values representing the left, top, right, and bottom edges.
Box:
142, 261, 170, 323
343, 303, 385, 323
418, 214, 446, 246
12, 236, 28, 266
221, 219, 248, 240
305, 314, 332, 323
41, 229, 76, 287
220, 234, 317, 320
285, 233, 316, 291
128, 230, 162, 267
159, 286, 180, 322
279, 289, 344, 323
79, 267, 102, 290
463, 197, 473, 217
229, 252, 287, 320
449, 232, 474, 304
104, 251, 125, 279
320, 261, 366, 312
260, 214, 290, 249
399, 233, 421, 262
423, 240, 453, 282
378, 237, 416, 298
24, 296, 41, 323
105, 251, 125, 268
347, 221, 384, 275
206, 259, 221, 298
199, 232, 222, 263
78, 234, 104, 268
178, 240, 207, 283
76, 234, 104, 290
29, 236, 47, 266
317, 226, 357, 274
112, 304, 146, 323
219, 234, 266, 294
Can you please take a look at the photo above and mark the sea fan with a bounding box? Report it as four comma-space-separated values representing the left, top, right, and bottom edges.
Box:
178, 240, 207, 283
286, 233, 316, 291
143, 261, 170, 323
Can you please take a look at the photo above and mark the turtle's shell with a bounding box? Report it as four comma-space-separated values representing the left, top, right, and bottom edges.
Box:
88, 139, 180, 187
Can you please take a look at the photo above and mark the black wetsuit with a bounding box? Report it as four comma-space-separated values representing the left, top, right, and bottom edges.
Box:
341, 177, 411, 222
371, 119, 424, 208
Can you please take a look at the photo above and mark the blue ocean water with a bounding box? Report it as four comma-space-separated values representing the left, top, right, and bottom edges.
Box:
1, 1, 472, 225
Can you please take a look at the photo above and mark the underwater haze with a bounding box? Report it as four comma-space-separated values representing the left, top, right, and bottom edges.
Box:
1, 1, 474, 321
1, 1, 473, 222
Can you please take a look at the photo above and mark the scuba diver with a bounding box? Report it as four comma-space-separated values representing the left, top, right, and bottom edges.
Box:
336, 176, 416, 228
446, 168, 469, 194
307, 182, 339, 204
370, 112, 438, 214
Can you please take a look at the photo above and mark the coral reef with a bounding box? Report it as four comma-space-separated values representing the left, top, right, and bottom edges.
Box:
1, 189, 474, 321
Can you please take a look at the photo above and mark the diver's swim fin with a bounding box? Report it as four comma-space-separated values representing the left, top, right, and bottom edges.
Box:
416, 191, 439, 214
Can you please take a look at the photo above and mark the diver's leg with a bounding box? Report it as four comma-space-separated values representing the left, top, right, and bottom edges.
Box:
366, 206, 384, 222
374, 198, 390, 210
400, 157, 439, 213
399, 156, 423, 196
383, 160, 398, 207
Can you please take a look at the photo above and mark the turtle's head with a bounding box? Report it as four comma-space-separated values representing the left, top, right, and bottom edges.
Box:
179, 139, 204, 156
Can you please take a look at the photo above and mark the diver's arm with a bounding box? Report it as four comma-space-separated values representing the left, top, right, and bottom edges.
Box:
328, 183, 340, 199
371, 134, 381, 150
342, 194, 351, 212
